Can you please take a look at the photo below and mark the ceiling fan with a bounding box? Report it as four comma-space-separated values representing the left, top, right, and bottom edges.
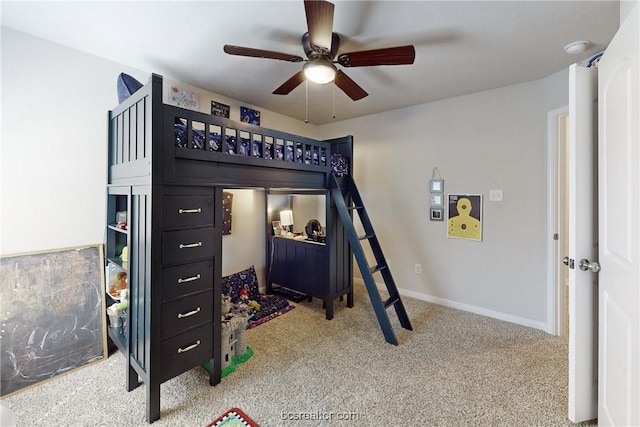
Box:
223, 0, 415, 101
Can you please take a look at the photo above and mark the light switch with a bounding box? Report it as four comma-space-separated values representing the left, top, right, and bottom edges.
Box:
489, 189, 503, 202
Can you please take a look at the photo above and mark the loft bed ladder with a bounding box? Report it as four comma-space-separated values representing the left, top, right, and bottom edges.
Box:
330, 174, 412, 345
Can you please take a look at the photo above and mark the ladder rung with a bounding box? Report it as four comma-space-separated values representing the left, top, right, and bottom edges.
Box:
358, 233, 375, 241
347, 205, 364, 211
383, 296, 400, 309
369, 264, 387, 274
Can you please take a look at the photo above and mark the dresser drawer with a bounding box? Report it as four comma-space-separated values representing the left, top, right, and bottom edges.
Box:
162, 292, 214, 339
162, 260, 214, 302
163, 194, 214, 229
160, 323, 213, 382
162, 228, 215, 265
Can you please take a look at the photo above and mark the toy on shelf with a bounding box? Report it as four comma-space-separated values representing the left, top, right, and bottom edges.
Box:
120, 246, 128, 270
108, 270, 127, 299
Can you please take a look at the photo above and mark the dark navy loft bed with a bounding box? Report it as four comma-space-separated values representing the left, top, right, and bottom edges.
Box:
107, 74, 353, 422
109, 74, 352, 189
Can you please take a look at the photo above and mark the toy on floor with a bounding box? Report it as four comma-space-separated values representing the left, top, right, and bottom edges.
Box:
239, 288, 261, 312
202, 294, 253, 378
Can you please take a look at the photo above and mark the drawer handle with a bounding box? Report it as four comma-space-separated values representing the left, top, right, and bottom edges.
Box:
177, 307, 201, 318
179, 241, 202, 249
177, 340, 201, 354
177, 274, 201, 284
178, 208, 202, 214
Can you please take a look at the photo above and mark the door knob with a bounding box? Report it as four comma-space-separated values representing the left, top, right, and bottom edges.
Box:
579, 258, 601, 273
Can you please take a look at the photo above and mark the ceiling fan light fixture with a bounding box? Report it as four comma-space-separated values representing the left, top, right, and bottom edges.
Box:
303, 58, 337, 84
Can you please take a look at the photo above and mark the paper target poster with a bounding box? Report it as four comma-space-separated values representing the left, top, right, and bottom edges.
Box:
447, 194, 482, 241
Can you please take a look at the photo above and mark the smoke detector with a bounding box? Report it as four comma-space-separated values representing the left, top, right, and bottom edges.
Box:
564, 40, 590, 55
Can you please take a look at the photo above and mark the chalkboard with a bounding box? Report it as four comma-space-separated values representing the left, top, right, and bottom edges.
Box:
0, 245, 107, 397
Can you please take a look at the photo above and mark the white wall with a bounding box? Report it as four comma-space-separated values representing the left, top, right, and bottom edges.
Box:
0, 28, 313, 274
1, 28, 123, 255
292, 194, 325, 234
621, 0, 637, 24
221, 189, 267, 283
2, 26, 571, 332
316, 69, 568, 330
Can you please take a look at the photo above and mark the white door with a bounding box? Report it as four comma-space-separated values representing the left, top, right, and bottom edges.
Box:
597, 3, 640, 426
567, 63, 598, 423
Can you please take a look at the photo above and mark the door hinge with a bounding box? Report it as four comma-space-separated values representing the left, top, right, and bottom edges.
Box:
553, 233, 559, 241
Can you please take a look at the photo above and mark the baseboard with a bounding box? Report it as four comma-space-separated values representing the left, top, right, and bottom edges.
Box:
353, 278, 551, 333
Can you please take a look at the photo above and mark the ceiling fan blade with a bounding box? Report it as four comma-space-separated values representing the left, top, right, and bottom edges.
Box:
304, 0, 334, 50
334, 70, 368, 101
273, 71, 306, 95
337, 45, 416, 67
223, 45, 304, 62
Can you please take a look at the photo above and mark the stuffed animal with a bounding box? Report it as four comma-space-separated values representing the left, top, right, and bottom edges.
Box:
239, 288, 249, 303
239, 288, 260, 312
247, 300, 261, 312
109, 271, 127, 298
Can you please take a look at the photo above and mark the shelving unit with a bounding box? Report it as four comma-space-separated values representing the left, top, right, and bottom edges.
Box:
105, 186, 130, 353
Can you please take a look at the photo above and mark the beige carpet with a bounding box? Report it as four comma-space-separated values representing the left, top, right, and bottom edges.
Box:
1, 284, 594, 426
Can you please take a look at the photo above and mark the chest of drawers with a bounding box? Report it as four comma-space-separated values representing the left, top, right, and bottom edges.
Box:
156, 187, 220, 384
107, 185, 222, 422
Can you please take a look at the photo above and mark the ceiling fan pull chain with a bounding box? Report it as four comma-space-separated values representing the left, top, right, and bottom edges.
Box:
305, 79, 309, 124
332, 83, 336, 119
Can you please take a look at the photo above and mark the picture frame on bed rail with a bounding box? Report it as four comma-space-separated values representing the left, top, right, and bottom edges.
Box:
272, 221, 282, 236
211, 101, 230, 118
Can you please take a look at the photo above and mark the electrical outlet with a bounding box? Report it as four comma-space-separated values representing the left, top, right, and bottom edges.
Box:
415, 263, 422, 274
489, 189, 503, 202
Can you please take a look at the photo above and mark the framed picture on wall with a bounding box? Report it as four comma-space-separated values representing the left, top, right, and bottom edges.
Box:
447, 194, 483, 241
430, 179, 444, 193
240, 106, 260, 125
222, 191, 233, 235
430, 193, 444, 207
211, 101, 230, 118
169, 86, 199, 111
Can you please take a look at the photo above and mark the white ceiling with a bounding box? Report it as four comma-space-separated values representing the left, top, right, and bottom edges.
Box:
1, 1, 620, 124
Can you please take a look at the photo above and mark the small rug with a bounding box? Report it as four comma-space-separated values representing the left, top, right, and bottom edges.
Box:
206, 407, 259, 427
246, 294, 295, 329
247, 303, 295, 329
